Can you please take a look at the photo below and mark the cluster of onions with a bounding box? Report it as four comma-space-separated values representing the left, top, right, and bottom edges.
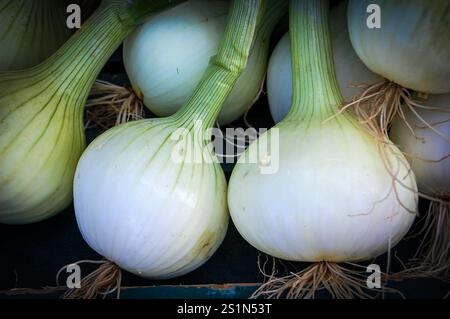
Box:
0, 0, 181, 224
390, 94, 450, 279
69, 0, 266, 299
1, 0, 444, 300
228, 0, 418, 298
267, 0, 383, 123
88, 0, 287, 127
347, 0, 450, 280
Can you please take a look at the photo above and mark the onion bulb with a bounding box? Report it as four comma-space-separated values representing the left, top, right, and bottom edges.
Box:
71, 0, 264, 292
267, 0, 383, 123
228, 0, 417, 298
348, 0, 450, 94
124, 0, 286, 125
74, 118, 229, 279
0, 0, 180, 224
390, 93, 450, 278
342, 0, 450, 141
391, 95, 449, 197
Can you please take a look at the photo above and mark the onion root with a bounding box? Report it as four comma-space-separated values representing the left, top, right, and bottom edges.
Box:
85, 80, 144, 130
393, 198, 450, 281
61, 260, 122, 299
251, 257, 401, 299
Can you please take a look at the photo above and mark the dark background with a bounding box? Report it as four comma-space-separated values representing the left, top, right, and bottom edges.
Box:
0, 0, 449, 299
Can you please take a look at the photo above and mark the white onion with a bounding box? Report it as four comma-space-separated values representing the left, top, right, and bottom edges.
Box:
124, 0, 279, 125
229, 120, 417, 262
0, 0, 159, 225
389, 95, 449, 278
267, 0, 383, 123
390, 94, 450, 197
74, 120, 229, 279
348, 0, 450, 94
228, 0, 417, 264
73, 0, 263, 280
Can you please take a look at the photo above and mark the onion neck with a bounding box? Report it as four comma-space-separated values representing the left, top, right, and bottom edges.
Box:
285, 0, 344, 121
258, 0, 288, 45
0, 0, 73, 70
173, 0, 267, 131
19, 0, 182, 109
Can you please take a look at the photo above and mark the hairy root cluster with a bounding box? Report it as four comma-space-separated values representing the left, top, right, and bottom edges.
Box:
85, 80, 145, 130
337, 81, 449, 141
251, 256, 402, 299
57, 260, 122, 299
393, 199, 450, 281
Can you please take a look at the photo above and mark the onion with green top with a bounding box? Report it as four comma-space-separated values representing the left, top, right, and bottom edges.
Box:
70, 0, 267, 298
267, 0, 383, 123
123, 0, 286, 124
0, 0, 182, 224
228, 0, 417, 298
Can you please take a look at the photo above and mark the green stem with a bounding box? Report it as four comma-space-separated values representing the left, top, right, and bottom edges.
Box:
286, 0, 343, 121
247, 0, 288, 81
0, 0, 72, 70
258, 0, 288, 44
5, 0, 183, 108
45, 2, 133, 104
173, 0, 266, 130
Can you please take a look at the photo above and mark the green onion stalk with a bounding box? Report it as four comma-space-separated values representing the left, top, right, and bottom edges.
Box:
117, 0, 287, 127
0, 0, 183, 224
69, 0, 266, 299
0, 0, 100, 71
0, 0, 73, 70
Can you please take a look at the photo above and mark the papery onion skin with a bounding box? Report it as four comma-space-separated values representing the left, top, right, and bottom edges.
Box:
0, 0, 73, 71
124, 0, 282, 125
267, 0, 383, 123
390, 94, 450, 196
74, 120, 228, 279
348, 0, 450, 94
